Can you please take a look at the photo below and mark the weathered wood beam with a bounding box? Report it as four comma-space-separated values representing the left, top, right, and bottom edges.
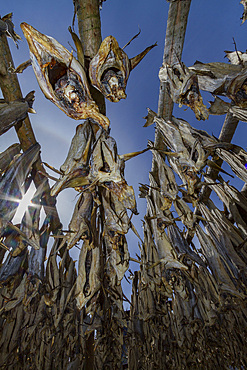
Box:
74, 0, 106, 114
158, 0, 191, 120
73, 1, 105, 368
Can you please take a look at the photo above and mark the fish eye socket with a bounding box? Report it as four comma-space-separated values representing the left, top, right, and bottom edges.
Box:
100, 67, 122, 83
173, 67, 181, 78
46, 58, 67, 88
54, 71, 87, 106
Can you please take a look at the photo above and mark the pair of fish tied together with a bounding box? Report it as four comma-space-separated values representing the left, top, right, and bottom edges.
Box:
20, 22, 156, 310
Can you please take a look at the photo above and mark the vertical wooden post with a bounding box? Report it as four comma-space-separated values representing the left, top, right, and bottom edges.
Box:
157, 0, 191, 120
74, 0, 106, 115
73, 1, 105, 368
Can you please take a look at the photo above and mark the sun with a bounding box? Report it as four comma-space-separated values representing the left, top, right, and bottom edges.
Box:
12, 182, 37, 224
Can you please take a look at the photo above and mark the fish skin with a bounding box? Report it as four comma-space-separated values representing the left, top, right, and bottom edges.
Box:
0, 13, 21, 48
0, 144, 21, 174
0, 92, 35, 136
89, 35, 156, 103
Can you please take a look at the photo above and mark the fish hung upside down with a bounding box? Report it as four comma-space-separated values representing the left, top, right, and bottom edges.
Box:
89, 35, 157, 102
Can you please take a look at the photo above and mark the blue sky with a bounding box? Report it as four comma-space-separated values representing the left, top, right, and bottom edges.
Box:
1, 1, 247, 300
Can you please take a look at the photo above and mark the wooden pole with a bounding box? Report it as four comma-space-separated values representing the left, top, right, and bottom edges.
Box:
155, 0, 191, 161
158, 0, 191, 120
74, 0, 106, 115
73, 1, 106, 367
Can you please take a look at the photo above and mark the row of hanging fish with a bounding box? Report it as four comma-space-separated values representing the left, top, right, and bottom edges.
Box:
159, 48, 247, 122
144, 110, 246, 199
0, 18, 52, 286
20, 22, 156, 130
129, 104, 247, 367
0, 18, 156, 313
0, 75, 44, 260
46, 118, 145, 310
141, 110, 247, 280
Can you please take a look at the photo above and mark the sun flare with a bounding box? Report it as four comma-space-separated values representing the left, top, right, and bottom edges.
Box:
12, 183, 37, 224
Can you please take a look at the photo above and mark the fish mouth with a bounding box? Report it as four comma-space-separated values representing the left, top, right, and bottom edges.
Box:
20, 23, 91, 108
89, 35, 129, 102
51, 167, 91, 197
20, 23, 110, 129
100, 66, 127, 102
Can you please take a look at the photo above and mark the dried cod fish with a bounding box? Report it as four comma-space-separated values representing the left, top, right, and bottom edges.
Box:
189, 61, 243, 93
209, 95, 247, 123
51, 121, 93, 196
0, 227, 28, 282
104, 231, 129, 285
89, 35, 156, 102
89, 133, 137, 213
225, 49, 247, 65
174, 198, 197, 230
0, 13, 21, 47
240, 0, 247, 24
205, 141, 247, 183
155, 117, 208, 171
60, 192, 93, 250
51, 128, 137, 214
0, 91, 36, 136
205, 179, 247, 237
20, 23, 109, 129
146, 196, 187, 271
189, 60, 247, 112
167, 224, 205, 267
28, 215, 50, 279
151, 149, 178, 206
44, 239, 62, 306
159, 62, 208, 120
103, 191, 130, 235
0, 274, 28, 312
76, 242, 101, 310
0, 143, 21, 174
198, 202, 246, 279
154, 116, 209, 195
195, 224, 244, 298
102, 191, 130, 284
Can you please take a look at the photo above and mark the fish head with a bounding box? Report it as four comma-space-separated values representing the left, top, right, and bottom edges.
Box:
89, 36, 129, 102
160, 62, 209, 121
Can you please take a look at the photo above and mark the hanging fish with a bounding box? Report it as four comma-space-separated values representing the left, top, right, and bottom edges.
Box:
89, 35, 156, 102
159, 62, 209, 120
0, 91, 36, 136
50, 121, 93, 196
0, 13, 21, 48
0, 143, 21, 174
20, 23, 109, 130
241, 0, 247, 24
